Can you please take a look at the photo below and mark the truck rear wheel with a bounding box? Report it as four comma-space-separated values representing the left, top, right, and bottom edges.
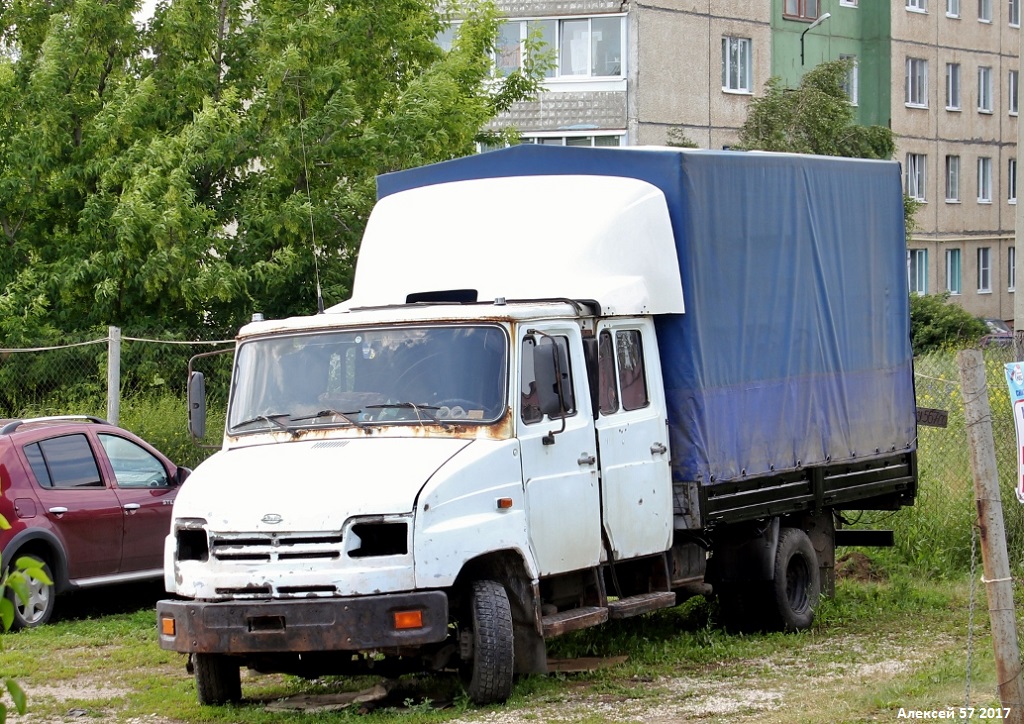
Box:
193, 653, 242, 705
767, 527, 820, 632
461, 579, 515, 705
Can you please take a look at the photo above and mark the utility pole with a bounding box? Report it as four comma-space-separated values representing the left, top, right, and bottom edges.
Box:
958, 350, 1024, 722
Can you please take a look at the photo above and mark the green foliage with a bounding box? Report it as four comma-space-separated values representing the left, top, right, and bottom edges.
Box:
909, 292, 988, 355
665, 127, 698, 148
0, 0, 541, 339
0, 515, 41, 722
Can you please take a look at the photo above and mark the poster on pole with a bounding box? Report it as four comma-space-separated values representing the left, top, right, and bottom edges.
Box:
1004, 362, 1024, 503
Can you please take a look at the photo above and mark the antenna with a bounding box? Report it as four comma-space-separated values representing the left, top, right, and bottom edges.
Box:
297, 87, 326, 314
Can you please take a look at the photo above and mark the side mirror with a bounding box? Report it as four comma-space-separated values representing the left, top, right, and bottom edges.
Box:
175, 466, 192, 487
188, 371, 207, 440
533, 339, 574, 418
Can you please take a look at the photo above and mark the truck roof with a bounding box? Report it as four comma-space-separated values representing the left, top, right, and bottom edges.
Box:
337, 172, 684, 316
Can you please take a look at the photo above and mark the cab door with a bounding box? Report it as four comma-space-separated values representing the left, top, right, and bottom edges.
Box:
594, 319, 673, 560
517, 323, 603, 576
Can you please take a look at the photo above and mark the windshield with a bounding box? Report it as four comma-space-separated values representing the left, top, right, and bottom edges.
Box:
228, 325, 509, 433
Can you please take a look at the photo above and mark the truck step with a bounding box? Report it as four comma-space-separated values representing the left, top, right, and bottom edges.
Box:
607, 591, 677, 619
542, 606, 608, 638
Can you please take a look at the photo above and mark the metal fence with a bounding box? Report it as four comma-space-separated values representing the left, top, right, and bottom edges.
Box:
0, 326, 235, 424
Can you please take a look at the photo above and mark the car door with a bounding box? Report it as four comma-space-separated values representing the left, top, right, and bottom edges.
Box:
97, 433, 177, 574
21, 433, 123, 580
518, 324, 603, 576
594, 320, 673, 560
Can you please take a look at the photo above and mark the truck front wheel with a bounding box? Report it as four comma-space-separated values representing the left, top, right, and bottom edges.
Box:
460, 579, 515, 704
767, 527, 820, 632
193, 653, 242, 705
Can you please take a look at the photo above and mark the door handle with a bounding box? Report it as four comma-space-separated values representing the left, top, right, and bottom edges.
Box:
650, 443, 668, 455
123, 503, 141, 512
578, 453, 596, 466
48, 506, 68, 515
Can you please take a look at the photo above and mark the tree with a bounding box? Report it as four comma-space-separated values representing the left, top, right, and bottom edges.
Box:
909, 293, 988, 355
737, 59, 921, 235
0, 0, 540, 338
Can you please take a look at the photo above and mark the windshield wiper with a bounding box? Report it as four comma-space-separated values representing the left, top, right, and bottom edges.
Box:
231, 413, 298, 436
290, 409, 366, 428
365, 402, 451, 428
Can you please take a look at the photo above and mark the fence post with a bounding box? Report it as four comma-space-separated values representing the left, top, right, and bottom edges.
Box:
107, 326, 121, 426
958, 349, 1024, 721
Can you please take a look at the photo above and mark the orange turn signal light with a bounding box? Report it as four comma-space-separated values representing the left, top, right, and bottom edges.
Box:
160, 616, 176, 637
393, 610, 424, 630
496, 497, 514, 510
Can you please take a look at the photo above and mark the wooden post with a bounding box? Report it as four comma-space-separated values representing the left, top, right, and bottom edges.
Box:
958, 349, 1024, 722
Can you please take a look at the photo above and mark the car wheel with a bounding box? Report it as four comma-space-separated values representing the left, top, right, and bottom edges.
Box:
460, 579, 515, 705
194, 653, 242, 705
6, 555, 56, 630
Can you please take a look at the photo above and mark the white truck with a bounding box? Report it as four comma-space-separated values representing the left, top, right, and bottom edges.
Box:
157, 145, 918, 705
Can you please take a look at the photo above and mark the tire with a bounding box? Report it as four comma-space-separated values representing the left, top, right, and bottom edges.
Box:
460, 579, 515, 705
6, 556, 55, 630
193, 653, 242, 705
766, 527, 820, 632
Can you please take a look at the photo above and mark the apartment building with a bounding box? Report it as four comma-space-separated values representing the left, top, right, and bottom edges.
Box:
478, 1, 1020, 321
894, 0, 1019, 321
483, 2, 770, 148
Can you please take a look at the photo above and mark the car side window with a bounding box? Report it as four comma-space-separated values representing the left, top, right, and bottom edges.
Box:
520, 334, 575, 425
24, 434, 103, 489
617, 330, 650, 411
99, 434, 169, 489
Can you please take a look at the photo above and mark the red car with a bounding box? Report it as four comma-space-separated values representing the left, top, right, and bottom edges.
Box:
0, 415, 189, 629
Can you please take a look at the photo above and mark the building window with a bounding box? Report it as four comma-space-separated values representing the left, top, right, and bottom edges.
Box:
908, 249, 929, 295
907, 0, 927, 10
1010, 70, 1019, 115
1010, 247, 1017, 291
907, 153, 927, 201
839, 0, 858, 6
519, 134, 624, 147
946, 63, 961, 109
784, 0, 820, 20
947, 0, 960, 14
1010, 158, 1018, 203
946, 248, 962, 294
1012, 0, 1021, 26
489, 16, 625, 80
722, 37, 753, 93
906, 58, 928, 107
978, 66, 993, 112
979, 0, 992, 21
841, 55, 858, 105
946, 155, 961, 201
978, 156, 992, 202
978, 247, 992, 292
559, 16, 623, 78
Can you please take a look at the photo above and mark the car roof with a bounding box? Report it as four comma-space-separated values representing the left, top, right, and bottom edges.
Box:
0, 415, 112, 437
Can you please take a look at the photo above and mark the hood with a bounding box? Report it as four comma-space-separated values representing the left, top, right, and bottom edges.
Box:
174, 437, 471, 532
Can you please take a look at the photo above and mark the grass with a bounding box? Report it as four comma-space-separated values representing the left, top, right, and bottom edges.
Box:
0, 569, 1013, 723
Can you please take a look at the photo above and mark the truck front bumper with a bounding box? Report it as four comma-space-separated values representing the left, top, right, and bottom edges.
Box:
157, 591, 449, 654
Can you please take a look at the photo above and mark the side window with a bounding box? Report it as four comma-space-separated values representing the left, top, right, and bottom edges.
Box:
24, 435, 103, 489
617, 330, 650, 411
598, 331, 619, 414
99, 434, 169, 489
520, 334, 575, 424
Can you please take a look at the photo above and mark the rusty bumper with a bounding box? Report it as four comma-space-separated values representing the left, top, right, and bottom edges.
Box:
157, 591, 448, 654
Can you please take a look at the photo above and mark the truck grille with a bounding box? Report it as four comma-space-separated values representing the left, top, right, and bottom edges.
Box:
209, 532, 344, 563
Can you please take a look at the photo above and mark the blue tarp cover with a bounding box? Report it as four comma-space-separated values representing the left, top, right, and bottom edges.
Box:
377, 145, 917, 486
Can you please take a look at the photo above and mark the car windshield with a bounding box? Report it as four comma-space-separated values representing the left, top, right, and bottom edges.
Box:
228, 325, 509, 433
